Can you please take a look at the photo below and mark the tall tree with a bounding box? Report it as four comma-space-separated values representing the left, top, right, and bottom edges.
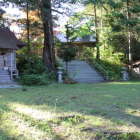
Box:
3, 0, 74, 72
106, 0, 140, 75
2, 0, 55, 72
39, 0, 56, 72
68, 0, 106, 60
69, 0, 140, 67
126, 0, 133, 75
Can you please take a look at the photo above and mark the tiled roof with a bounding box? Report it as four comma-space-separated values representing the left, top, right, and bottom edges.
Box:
0, 28, 26, 50
54, 32, 96, 43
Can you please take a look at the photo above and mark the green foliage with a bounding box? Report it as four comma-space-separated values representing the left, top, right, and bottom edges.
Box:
100, 46, 124, 63
80, 47, 94, 59
96, 59, 125, 81
17, 56, 46, 75
58, 42, 78, 76
115, 132, 140, 140
97, 46, 125, 80
16, 56, 58, 85
0, 8, 8, 28
129, 5, 140, 13
19, 74, 50, 86
82, 45, 125, 81
46, 71, 57, 80
68, 0, 140, 69
55, 57, 63, 67
58, 43, 78, 62
96, 132, 140, 140
0, 9, 5, 17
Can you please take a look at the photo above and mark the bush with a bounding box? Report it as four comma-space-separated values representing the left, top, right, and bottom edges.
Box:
17, 56, 46, 75
96, 59, 125, 81
16, 56, 60, 86
80, 47, 94, 59
85, 57, 125, 81
20, 74, 50, 86
46, 71, 57, 80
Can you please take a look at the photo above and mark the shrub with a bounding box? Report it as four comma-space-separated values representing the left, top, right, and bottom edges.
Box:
96, 59, 125, 81
80, 47, 94, 59
46, 71, 57, 80
85, 57, 125, 81
20, 74, 50, 86
17, 56, 46, 75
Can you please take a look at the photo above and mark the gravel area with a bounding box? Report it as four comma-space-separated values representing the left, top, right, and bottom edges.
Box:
0, 82, 22, 88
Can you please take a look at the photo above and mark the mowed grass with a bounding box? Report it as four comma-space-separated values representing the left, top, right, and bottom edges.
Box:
0, 82, 140, 140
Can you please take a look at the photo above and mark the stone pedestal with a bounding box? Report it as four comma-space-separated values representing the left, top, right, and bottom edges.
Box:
57, 67, 63, 83
121, 67, 129, 81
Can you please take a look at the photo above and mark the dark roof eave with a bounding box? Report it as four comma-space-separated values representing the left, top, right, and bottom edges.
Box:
17, 45, 27, 48
61, 41, 96, 43
0, 48, 18, 51
74, 41, 96, 44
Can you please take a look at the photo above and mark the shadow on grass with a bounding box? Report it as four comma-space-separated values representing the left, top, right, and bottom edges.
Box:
0, 103, 65, 140
0, 82, 140, 139
0, 129, 14, 140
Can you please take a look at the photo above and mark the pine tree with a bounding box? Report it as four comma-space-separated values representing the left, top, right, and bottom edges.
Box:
58, 23, 78, 75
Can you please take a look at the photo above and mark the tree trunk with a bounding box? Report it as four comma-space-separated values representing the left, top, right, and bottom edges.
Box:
126, 0, 133, 76
94, 4, 100, 60
27, 1, 31, 58
66, 61, 68, 76
41, 0, 56, 72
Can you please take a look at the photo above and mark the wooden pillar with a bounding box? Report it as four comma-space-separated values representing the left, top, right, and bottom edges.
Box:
139, 63, 140, 74
10, 52, 13, 81
14, 51, 17, 70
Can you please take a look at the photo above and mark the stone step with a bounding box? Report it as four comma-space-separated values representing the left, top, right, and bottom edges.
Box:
69, 71, 100, 74
0, 70, 12, 82
0, 77, 11, 82
0, 73, 10, 77
0, 73, 9, 74
0, 80, 12, 83
74, 76, 104, 79
0, 72, 9, 74
0, 78, 11, 81
62, 59, 105, 84
70, 75, 103, 78
0, 75, 10, 77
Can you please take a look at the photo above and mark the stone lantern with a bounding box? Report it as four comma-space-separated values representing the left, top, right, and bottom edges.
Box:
121, 67, 129, 81
57, 66, 63, 83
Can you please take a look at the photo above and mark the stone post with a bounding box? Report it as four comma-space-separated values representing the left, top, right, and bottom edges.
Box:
57, 66, 63, 83
121, 67, 128, 81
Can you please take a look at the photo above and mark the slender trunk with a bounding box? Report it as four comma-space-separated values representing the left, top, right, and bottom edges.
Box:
66, 61, 68, 76
94, 4, 100, 60
100, 7, 105, 50
126, 0, 133, 76
27, 2, 30, 58
41, 0, 56, 72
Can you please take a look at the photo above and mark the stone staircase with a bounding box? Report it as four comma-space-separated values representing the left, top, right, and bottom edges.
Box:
62, 60, 105, 84
0, 70, 12, 83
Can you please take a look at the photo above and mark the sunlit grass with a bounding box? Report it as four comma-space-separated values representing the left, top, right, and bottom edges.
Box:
0, 111, 53, 140
9, 103, 56, 120
0, 82, 140, 139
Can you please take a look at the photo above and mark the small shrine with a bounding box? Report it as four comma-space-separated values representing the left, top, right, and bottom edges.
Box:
0, 28, 26, 82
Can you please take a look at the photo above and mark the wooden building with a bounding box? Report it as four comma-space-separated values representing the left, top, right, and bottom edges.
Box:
54, 31, 96, 57
0, 28, 26, 82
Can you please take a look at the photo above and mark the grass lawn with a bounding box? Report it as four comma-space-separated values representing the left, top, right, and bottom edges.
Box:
0, 82, 140, 140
